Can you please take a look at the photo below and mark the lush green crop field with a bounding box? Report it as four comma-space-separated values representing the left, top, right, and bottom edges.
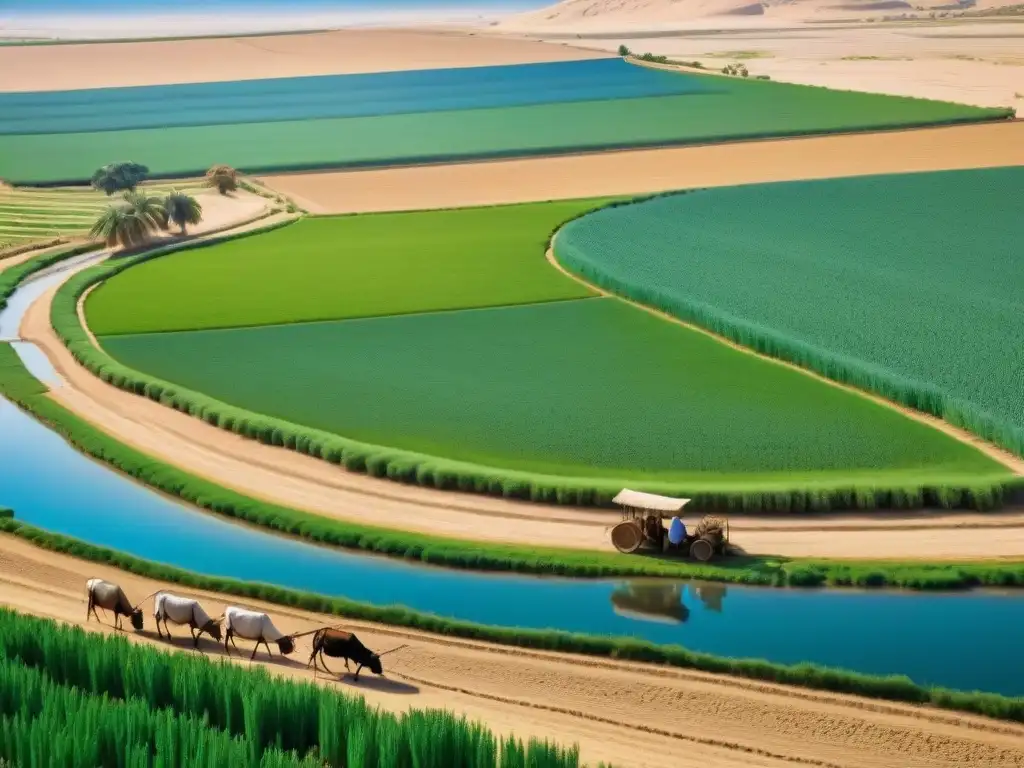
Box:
88, 200, 608, 334
0, 73, 1007, 184
556, 167, 1024, 458
100, 298, 1004, 485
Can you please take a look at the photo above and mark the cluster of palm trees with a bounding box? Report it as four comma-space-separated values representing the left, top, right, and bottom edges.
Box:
90, 190, 203, 249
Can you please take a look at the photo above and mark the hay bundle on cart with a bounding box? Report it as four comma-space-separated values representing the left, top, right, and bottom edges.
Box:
610, 489, 729, 562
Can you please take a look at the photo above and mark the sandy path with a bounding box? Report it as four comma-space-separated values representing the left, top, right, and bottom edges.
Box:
1, 534, 1022, 768
0, 29, 607, 93
12, 263, 1024, 559
259, 121, 1024, 214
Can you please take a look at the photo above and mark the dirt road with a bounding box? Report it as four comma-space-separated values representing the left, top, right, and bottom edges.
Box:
2, 534, 1021, 768
259, 121, 1024, 214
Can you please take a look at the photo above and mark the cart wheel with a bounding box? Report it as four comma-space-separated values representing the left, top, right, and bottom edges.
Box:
690, 538, 714, 562
611, 521, 643, 554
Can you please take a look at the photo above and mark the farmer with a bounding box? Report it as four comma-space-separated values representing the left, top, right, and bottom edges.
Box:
668, 515, 686, 550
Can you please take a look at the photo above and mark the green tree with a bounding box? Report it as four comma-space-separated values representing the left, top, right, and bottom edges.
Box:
205, 164, 238, 195
89, 206, 152, 249
121, 190, 168, 230
90, 162, 149, 196
89, 191, 167, 249
618, 44, 631, 56
163, 191, 203, 234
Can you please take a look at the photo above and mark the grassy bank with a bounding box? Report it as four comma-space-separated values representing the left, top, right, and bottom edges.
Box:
0, 607, 582, 768
2, 342, 1024, 590
54, 214, 1020, 511
1, 521, 1022, 724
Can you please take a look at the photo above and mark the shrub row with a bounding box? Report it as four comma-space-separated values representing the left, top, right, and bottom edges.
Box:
0, 607, 580, 768
5, 340, 1024, 588
51, 220, 1019, 511
554, 223, 1024, 471
2, 522, 1023, 724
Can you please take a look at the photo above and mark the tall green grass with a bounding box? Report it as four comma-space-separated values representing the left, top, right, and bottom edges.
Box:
49, 224, 1019, 511
2, 527, 1023, 724
0, 607, 581, 767
2, 340, 1023, 589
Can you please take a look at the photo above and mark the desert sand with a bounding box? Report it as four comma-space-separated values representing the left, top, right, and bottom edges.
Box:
260, 121, 1024, 213
496, 2, 1024, 110
0, 28, 608, 92
2, 534, 1022, 768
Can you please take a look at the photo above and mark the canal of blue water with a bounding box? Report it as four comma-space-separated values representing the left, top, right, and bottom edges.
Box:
0, 266, 1022, 696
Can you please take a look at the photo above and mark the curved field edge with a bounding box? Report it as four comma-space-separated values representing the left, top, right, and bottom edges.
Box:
3, 343, 1024, 590
68, 215, 1018, 510
552, 190, 1024, 462
0, 520, 1021, 722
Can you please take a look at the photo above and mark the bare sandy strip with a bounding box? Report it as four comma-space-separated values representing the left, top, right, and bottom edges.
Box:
1, 534, 1022, 768
259, 121, 1024, 214
11, 256, 1024, 559
0, 29, 608, 93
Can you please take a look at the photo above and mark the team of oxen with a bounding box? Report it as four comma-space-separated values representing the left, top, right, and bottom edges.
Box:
86, 578, 399, 681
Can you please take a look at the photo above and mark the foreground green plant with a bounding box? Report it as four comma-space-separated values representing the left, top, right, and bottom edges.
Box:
2, 341, 1023, 590
0, 607, 580, 768
1, 524, 1023, 724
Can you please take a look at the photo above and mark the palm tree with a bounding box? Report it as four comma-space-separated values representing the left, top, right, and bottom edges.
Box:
89, 191, 168, 249
89, 206, 152, 249
121, 190, 168, 231
163, 191, 203, 234
205, 164, 238, 195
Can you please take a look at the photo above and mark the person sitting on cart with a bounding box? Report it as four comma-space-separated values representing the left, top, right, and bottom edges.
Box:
667, 515, 686, 551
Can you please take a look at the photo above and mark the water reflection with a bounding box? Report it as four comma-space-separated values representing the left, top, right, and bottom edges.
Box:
609, 581, 728, 625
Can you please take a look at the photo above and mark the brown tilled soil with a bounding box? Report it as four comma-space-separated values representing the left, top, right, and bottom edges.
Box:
260, 121, 1024, 214
2, 534, 1023, 768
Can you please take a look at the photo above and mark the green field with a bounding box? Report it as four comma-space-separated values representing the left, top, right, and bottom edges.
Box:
0, 74, 1007, 184
0, 181, 207, 251
88, 200, 610, 334
555, 166, 1024, 457
100, 298, 1004, 485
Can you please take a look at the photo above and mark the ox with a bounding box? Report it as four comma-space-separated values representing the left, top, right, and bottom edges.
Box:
153, 592, 222, 648
86, 578, 143, 631
306, 628, 383, 681
223, 606, 295, 660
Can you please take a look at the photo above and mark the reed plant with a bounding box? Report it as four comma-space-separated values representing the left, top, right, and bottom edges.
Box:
0, 608, 583, 767
46, 223, 1019, 512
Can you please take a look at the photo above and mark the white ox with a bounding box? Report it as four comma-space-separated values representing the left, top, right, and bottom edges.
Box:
223, 606, 295, 660
153, 592, 222, 648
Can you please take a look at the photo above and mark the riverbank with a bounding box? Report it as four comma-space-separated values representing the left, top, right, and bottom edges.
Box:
0, 529, 1022, 768
3, 202, 1024, 570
